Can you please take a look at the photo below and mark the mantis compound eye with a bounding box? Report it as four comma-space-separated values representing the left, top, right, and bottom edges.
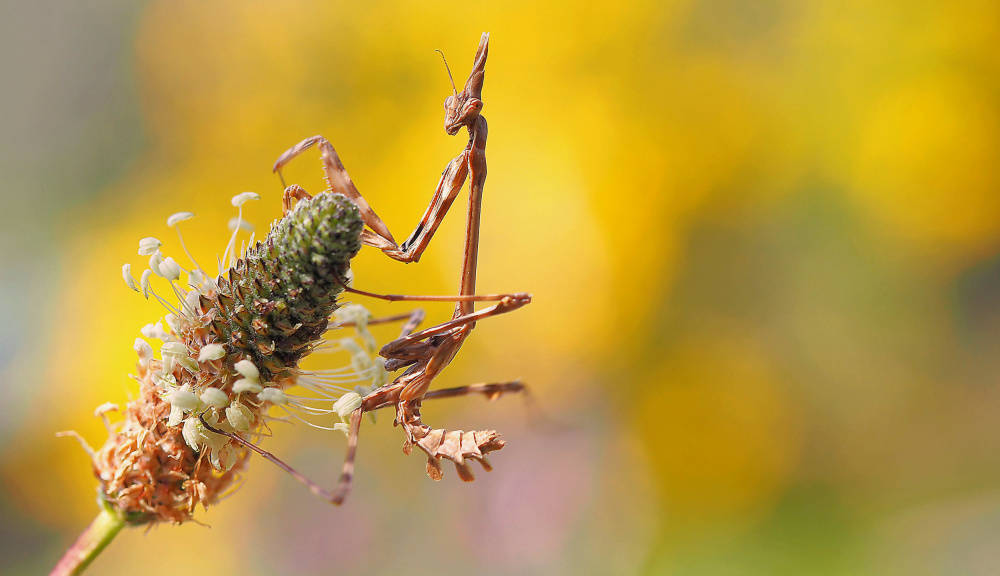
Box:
444, 95, 455, 110
462, 98, 483, 119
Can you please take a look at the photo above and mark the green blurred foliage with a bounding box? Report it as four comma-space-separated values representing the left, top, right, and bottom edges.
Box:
3, 0, 1000, 574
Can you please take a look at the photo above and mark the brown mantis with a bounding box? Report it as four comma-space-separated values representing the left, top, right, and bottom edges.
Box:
202, 32, 531, 504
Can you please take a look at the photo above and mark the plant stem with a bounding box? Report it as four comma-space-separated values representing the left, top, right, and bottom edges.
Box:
51, 505, 125, 576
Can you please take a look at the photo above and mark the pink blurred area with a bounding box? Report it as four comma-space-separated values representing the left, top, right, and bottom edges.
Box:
3, 0, 1000, 574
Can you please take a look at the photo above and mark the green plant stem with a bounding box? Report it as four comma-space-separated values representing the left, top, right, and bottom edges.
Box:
51, 505, 125, 576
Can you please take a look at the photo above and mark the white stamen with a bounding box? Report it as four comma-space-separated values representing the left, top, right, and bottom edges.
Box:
154, 371, 177, 388
166, 384, 199, 412
232, 378, 263, 394
283, 397, 337, 414
142, 321, 173, 342
333, 305, 354, 325
209, 448, 222, 469
161, 256, 181, 281
371, 357, 390, 388
157, 323, 176, 342
182, 417, 201, 450
123, 263, 138, 292
167, 212, 195, 227
149, 251, 165, 277
176, 356, 200, 372
189, 269, 205, 290
340, 338, 364, 357
333, 392, 362, 419
221, 196, 254, 272
133, 338, 153, 365
226, 401, 253, 431
272, 403, 344, 431
295, 375, 357, 395
184, 289, 201, 316
200, 388, 230, 409
234, 359, 260, 381
138, 237, 162, 256
212, 448, 237, 471
258, 388, 288, 405
140, 323, 157, 339
164, 313, 181, 335
160, 341, 188, 358
140, 269, 153, 299
358, 328, 377, 355
202, 275, 219, 293
168, 405, 184, 427
351, 348, 373, 374
231, 192, 260, 207
169, 213, 205, 274
198, 343, 225, 361
198, 426, 229, 452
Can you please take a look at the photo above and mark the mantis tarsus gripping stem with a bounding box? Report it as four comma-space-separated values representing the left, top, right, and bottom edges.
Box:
249, 32, 532, 503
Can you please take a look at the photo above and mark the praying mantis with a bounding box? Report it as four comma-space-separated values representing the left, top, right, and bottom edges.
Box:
202, 32, 531, 504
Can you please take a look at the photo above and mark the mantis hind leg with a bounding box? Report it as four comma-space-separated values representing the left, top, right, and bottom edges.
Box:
198, 411, 361, 506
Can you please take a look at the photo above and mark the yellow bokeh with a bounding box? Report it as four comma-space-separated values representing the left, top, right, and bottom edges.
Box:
635, 337, 801, 521
848, 76, 1000, 256
4, 0, 1000, 574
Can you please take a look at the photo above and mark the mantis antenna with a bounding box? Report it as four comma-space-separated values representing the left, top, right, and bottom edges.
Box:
435, 49, 459, 98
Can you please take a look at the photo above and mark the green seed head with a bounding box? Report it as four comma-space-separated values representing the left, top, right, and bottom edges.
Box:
208, 193, 363, 379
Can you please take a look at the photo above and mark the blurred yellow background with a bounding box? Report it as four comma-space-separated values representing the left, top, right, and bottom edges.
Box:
3, 0, 1000, 574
